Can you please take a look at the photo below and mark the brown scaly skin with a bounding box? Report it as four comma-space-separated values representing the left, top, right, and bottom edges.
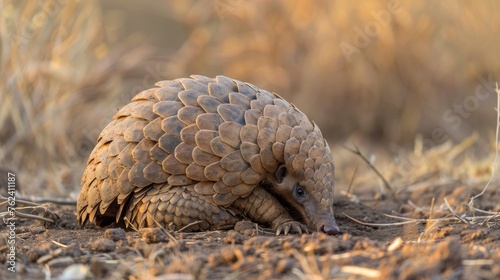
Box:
77, 75, 339, 235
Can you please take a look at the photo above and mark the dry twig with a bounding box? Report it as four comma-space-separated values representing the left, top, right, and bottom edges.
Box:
151, 214, 178, 244
468, 83, 500, 208
0, 195, 58, 224
343, 211, 500, 228
17, 195, 77, 206
342, 143, 399, 201
346, 164, 358, 194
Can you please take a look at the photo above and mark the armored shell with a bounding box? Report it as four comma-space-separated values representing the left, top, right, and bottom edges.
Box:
77, 75, 337, 234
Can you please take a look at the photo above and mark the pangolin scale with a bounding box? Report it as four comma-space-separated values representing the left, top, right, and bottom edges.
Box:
77, 75, 339, 235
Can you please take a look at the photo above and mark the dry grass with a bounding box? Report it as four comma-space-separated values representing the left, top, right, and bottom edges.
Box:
0, 0, 148, 195
336, 85, 500, 241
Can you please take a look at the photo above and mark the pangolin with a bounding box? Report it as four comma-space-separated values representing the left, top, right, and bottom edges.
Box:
77, 75, 339, 235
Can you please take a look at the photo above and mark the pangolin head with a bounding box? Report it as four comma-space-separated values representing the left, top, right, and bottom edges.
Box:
266, 103, 339, 235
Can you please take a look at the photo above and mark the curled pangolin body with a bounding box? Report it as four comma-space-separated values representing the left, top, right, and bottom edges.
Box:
77, 75, 338, 235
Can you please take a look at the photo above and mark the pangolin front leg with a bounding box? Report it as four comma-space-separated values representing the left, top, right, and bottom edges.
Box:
231, 186, 309, 235
128, 183, 307, 234
125, 184, 242, 231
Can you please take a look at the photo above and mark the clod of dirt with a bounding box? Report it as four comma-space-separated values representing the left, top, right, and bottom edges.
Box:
89, 259, 116, 279
30, 226, 46, 234
64, 242, 84, 258
275, 258, 295, 273
220, 247, 243, 263
27, 242, 57, 262
104, 228, 126, 241
379, 238, 463, 279
223, 230, 247, 244
243, 236, 280, 250
164, 257, 204, 275
90, 238, 116, 252
127, 237, 156, 258
26, 239, 84, 266
353, 238, 384, 251
234, 220, 257, 236
56, 236, 74, 245
164, 239, 189, 252
282, 238, 302, 252
139, 227, 169, 243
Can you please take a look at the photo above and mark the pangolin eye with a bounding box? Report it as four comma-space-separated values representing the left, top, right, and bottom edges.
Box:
295, 185, 306, 197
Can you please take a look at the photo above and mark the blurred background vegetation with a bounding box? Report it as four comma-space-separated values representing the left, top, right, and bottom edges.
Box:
1, 0, 499, 197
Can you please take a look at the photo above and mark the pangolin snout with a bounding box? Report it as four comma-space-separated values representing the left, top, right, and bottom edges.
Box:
317, 219, 340, 235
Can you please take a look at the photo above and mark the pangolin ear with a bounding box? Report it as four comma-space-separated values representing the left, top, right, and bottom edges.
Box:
274, 164, 287, 184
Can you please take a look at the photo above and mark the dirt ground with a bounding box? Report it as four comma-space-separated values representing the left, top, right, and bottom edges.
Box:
1, 182, 499, 280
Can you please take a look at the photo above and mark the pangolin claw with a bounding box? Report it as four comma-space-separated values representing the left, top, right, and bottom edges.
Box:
276, 221, 309, 236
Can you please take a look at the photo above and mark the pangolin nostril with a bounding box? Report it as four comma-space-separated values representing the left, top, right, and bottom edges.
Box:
320, 224, 340, 236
